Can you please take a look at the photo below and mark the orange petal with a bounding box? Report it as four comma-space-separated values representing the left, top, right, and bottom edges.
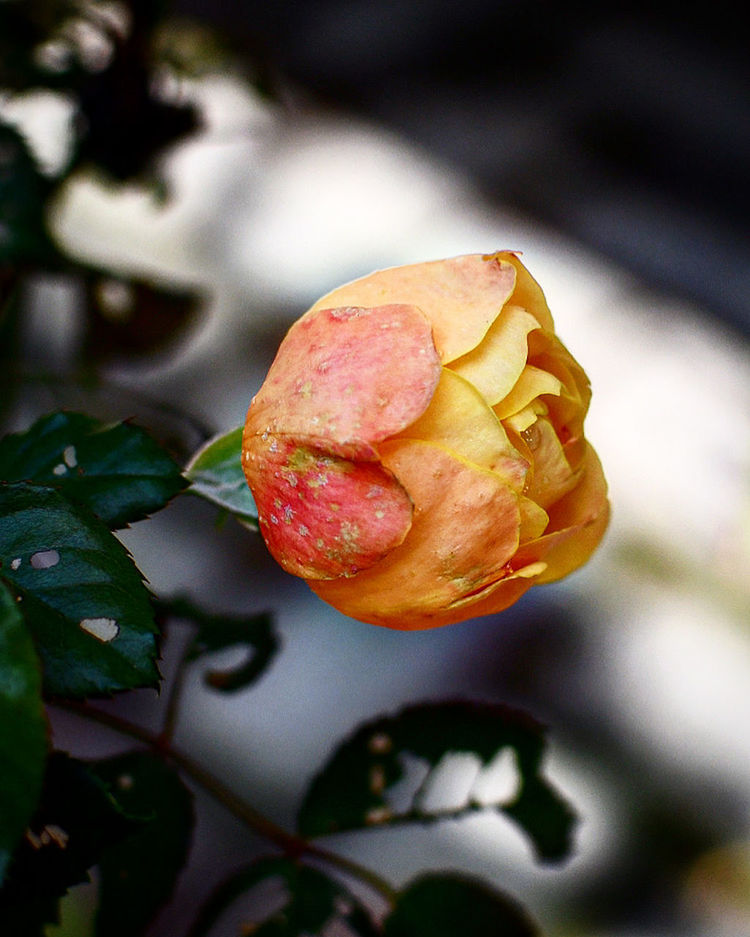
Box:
484, 250, 555, 331
309, 440, 521, 628
449, 304, 540, 405
243, 435, 413, 580
436, 561, 548, 626
395, 368, 528, 491
308, 254, 516, 363
245, 303, 441, 459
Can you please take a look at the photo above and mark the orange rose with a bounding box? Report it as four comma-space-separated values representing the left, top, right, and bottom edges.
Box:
242, 252, 609, 629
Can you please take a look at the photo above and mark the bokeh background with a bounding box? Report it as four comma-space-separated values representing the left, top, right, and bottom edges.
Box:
3, 1, 749, 935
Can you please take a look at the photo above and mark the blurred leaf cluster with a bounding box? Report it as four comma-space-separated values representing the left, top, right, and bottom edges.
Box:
0, 0, 233, 391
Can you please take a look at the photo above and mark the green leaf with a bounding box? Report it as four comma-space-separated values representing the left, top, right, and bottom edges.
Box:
383, 873, 540, 937
158, 595, 278, 693
185, 426, 258, 530
0, 483, 160, 697
188, 857, 378, 937
90, 751, 193, 937
298, 701, 576, 863
0, 752, 138, 936
0, 411, 187, 529
0, 581, 47, 886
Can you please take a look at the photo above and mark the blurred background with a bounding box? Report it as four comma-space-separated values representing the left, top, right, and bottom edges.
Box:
2, 1, 749, 935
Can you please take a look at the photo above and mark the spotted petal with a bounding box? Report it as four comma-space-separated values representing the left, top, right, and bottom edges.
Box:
308, 254, 517, 363
245, 303, 441, 459
310, 440, 521, 628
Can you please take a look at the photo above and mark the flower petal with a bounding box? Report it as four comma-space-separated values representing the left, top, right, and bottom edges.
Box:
243, 435, 413, 580
308, 254, 517, 363
512, 443, 609, 582
395, 368, 528, 491
521, 417, 579, 510
493, 364, 562, 420
484, 250, 554, 331
449, 304, 541, 406
309, 440, 521, 628
245, 303, 441, 459
441, 561, 548, 623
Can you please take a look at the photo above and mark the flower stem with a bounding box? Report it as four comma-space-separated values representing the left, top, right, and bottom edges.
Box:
56, 700, 398, 906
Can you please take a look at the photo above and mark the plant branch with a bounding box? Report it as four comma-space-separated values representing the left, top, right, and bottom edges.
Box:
56, 700, 399, 906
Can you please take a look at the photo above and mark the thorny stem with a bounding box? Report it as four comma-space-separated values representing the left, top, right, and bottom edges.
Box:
57, 700, 399, 907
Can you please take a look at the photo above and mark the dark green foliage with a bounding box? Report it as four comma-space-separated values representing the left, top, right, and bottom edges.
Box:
298, 701, 576, 862
0, 581, 47, 885
0, 482, 160, 697
188, 856, 379, 937
0, 120, 57, 269
0, 410, 187, 528
383, 873, 539, 937
0, 753, 139, 936
91, 751, 194, 937
158, 595, 278, 693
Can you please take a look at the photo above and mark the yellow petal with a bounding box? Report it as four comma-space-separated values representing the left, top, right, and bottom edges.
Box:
484, 250, 554, 331
449, 304, 540, 405
245, 303, 441, 459
522, 417, 579, 510
243, 435, 413, 580
494, 364, 563, 420
308, 254, 516, 363
503, 399, 547, 434
518, 496, 549, 543
309, 439, 521, 628
396, 368, 528, 492
513, 443, 609, 583
528, 330, 592, 443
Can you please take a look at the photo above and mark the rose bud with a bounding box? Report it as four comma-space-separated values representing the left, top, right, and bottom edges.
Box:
242, 252, 609, 629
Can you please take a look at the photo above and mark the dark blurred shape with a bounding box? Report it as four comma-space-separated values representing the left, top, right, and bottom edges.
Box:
84, 272, 202, 362
0, 0, 198, 183
175, 0, 750, 334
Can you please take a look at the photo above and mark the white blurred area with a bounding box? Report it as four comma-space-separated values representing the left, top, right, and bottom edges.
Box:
7, 75, 750, 937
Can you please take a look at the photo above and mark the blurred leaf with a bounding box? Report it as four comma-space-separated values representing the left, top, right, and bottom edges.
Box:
298, 701, 576, 863
0, 120, 57, 267
158, 595, 277, 693
75, 57, 197, 182
83, 273, 202, 363
0, 277, 23, 420
185, 426, 259, 530
0, 752, 138, 936
0, 581, 47, 886
188, 856, 378, 937
90, 751, 193, 937
0, 483, 160, 697
383, 873, 540, 937
0, 0, 92, 91
0, 411, 186, 528
0, 0, 196, 180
